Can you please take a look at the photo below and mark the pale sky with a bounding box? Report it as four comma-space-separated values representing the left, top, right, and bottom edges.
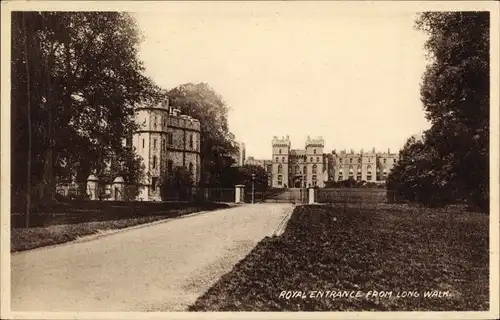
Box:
134, 3, 431, 159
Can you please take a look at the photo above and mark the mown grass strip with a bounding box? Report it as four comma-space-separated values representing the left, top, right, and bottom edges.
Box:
12, 203, 230, 252
189, 204, 489, 311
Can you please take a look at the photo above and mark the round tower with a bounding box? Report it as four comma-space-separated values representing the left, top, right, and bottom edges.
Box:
133, 99, 170, 201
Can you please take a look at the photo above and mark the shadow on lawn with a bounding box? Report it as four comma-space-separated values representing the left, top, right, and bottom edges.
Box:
11, 200, 230, 228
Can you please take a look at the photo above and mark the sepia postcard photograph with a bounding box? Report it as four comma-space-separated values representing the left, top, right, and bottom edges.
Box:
1, 1, 499, 319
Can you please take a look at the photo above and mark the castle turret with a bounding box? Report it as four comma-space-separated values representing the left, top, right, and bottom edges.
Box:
133, 99, 170, 201
305, 136, 325, 187
272, 135, 291, 188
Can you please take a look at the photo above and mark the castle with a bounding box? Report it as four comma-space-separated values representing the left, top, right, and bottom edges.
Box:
271, 135, 328, 188
245, 136, 399, 189
131, 98, 201, 200
56, 98, 201, 201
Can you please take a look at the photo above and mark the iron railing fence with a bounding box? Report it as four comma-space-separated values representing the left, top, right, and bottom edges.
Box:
316, 188, 395, 204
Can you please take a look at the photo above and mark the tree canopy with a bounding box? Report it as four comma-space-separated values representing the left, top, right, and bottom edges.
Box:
387, 12, 489, 210
167, 83, 239, 186
11, 12, 164, 207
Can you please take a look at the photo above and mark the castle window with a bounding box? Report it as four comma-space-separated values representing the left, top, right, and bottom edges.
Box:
142, 139, 145, 148
312, 164, 317, 174
339, 158, 342, 164
312, 175, 317, 186
288, 167, 292, 174
295, 165, 300, 174
278, 164, 283, 174
152, 156, 157, 169
151, 177, 158, 191
303, 166, 307, 174
190, 135, 194, 149
162, 139, 166, 151
338, 171, 343, 181
189, 162, 194, 176
316, 157, 319, 162
276, 157, 279, 162
279, 149, 282, 154
313, 149, 316, 154
168, 160, 173, 173
163, 119, 166, 127
350, 158, 353, 164
383, 158, 387, 164
153, 138, 157, 149
168, 132, 173, 145
310, 157, 313, 162
153, 116, 157, 129
282, 157, 285, 162
277, 175, 283, 185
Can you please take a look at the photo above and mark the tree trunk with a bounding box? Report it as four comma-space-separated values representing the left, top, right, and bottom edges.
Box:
22, 13, 32, 227
41, 13, 57, 205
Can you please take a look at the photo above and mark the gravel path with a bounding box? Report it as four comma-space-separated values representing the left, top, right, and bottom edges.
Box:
11, 203, 293, 312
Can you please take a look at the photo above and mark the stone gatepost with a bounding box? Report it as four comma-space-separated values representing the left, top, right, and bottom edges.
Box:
308, 186, 316, 204
112, 176, 126, 201
235, 184, 245, 204
86, 174, 99, 200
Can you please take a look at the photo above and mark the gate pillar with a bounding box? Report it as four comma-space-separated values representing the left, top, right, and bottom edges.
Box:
86, 174, 99, 200
308, 186, 316, 204
112, 176, 126, 201
235, 184, 245, 203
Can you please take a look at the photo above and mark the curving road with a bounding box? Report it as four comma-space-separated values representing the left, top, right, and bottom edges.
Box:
11, 203, 294, 312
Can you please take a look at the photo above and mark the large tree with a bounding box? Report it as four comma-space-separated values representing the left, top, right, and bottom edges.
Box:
167, 83, 239, 186
11, 12, 164, 212
218, 164, 269, 191
387, 12, 489, 210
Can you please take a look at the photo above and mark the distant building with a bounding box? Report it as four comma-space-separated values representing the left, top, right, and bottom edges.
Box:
265, 136, 399, 188
271, 135, 328, 188
238, 142, 246, 166
245, 157, 273, 186
327, 148, 398, 183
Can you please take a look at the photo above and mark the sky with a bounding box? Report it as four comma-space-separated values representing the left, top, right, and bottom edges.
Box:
134, 3, 431, 159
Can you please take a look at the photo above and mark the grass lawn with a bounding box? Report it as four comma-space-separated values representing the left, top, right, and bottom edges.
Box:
189, 204, 489, 311
12, 202, 230, 252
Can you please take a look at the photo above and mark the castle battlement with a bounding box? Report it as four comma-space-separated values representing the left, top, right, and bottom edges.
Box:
290, 149, 306, 156
167, 108, 201, 132
305, 135, 324, 147
272, 135, 291, 147
135, 98, 170, 111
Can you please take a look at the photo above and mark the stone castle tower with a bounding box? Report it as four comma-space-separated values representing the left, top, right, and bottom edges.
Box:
132, 99, 171, 201
131, 98, 201, 201
305, 136, 325, 187
272, 136, 291, 187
